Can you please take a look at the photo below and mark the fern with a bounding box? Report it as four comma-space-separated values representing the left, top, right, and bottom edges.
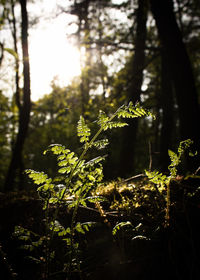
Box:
117, 101, 155, 120
145, 139, 194, 226
168, 139, 193, 178
43, 144, 70, 155
25, 170, 52, 185
25, 170, 55, 200
97, 102, 155, 131
178, 139, 193, 155
168, 150, 180, 178
97, 110, 128, 130
145, 170, 170, 187
25, 101, 155, 277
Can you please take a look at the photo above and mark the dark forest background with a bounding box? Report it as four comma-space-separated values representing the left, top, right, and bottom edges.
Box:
0, 0, 200, 192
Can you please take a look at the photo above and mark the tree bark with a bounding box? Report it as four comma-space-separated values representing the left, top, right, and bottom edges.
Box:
150, 0, 200, 171
159, 48, 174, 171
4, 0, 31, 191
118, 0, 148, 177
71, 0, 91, 116
10, 0, 21, 110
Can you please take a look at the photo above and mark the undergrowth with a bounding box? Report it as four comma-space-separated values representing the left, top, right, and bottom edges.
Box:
10, 103, 199, 280
16, 102, 154, 279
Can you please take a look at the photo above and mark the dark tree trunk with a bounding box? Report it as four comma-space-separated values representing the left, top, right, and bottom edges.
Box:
159, 48, 174, 171
150, 0, 200, 171
71, 0, 91, 116
118, 0, 148, 177
4, 0, 31, 191
10, 0, 21, 110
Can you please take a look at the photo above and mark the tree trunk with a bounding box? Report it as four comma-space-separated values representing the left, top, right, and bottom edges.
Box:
10, 0, 21, 110
150, 0, 200, 171
159, 48, 174, 171
71, 0, 91, 116
4, 0, 31, 191
118, 0, 148, 177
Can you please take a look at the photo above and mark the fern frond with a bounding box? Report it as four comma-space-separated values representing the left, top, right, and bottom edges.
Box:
103, 121, 128, 131
54, 148, 79, 175
91, 139, 109, 149
117, 108, 135, 118
26, 170, 52, 185
97, 110, 129, 130
43, 144, 70, 155
77, 116, 91, 143
97, 110, 109, 128
168, 139, 194, 178
178, 139, 193, 156
145, 170, 169, 186
168, 150, 180, 177
117, 101, 155, 120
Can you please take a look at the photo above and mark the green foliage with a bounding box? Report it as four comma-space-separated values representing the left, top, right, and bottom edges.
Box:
25, 170, 52, 185
145, 139, 194, 225
146, 139, 194, 184
117, 102, 155, 120
96, 102, 155, 132
97, 110, 128, 131
77, 116, 91, 143
145, 170, 170, 187
168, 139, 194, 177
91, 138, 109, 150
112, 221, 132, 236
23, 102, 154, 278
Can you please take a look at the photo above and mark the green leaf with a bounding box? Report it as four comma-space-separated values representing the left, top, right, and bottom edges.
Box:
112, 221, 132, 236
25, 170, 51, 185
75, 222, 85, 234
145, 170, 169, 186
97, 110, 109, 128
57, 155, 66, 161
77, 116, 91, 143
68, 156, 78, 165
87, 174, 96, 181
92, 139, 109, 149
58, 227, 71, 236
58, 159, 69, 167
117, 102, 155, 120
58, 166, 71, 174
102, 121, 128, 131
44, 144, 67, 155
178, 139, 193, 156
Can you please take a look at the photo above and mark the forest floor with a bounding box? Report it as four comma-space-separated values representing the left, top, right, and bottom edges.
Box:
0, 176, 200, 280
